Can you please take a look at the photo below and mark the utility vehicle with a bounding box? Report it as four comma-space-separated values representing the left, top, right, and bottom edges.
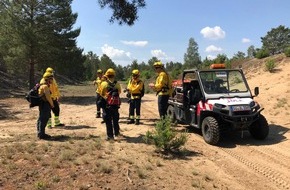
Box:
167, 64, 269, 145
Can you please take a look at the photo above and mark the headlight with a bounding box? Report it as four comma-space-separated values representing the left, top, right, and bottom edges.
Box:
249, 101, 256, 107
215, 103, 226, 109
231, 105, 251, 112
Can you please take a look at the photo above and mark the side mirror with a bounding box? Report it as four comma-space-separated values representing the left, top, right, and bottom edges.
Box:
254, 87, 259, 96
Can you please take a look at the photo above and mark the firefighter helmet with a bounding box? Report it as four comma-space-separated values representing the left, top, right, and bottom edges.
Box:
105, 68, 115, 77
132, 69, 140, 76
46, 67, 54, 73
153, 61, 163, 68
43, 72, 53, 79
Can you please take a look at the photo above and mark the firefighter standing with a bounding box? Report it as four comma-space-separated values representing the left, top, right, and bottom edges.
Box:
98, 75, 108, 124
149, 61, 172, 119
100, 68, 122, 140
127, 69, 144, 125
123, 76, 132, 120
37, 72, 54, 139
40, 67, 64, 128
93, 69, 103, 118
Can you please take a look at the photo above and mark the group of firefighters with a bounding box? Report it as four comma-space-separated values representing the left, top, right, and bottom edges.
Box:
36, 61, 172, 141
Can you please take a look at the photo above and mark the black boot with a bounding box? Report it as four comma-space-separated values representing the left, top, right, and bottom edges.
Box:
127, 119, 134, 124
135, 119, 140, 125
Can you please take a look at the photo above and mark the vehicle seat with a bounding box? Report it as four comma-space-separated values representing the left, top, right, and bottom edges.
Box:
183, 82, 191, 94
203, 81, 215, 93
187, 80, 202, 105
214, 79, 227, 93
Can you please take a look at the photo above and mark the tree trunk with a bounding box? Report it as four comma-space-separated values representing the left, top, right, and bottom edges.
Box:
29, 60, 35, 89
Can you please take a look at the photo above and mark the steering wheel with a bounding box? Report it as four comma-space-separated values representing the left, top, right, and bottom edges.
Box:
230, 89, 240, 92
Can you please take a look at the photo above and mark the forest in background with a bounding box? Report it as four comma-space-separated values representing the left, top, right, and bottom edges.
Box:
0, 1, 290, 90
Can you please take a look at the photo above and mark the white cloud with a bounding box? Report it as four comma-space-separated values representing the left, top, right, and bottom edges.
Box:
121, 40, 148, 47
242, 38, 251, 43
101, 44, 131, 59
151, 49, 168, 59
200, 26, 226, 40
205, 45, 223, 53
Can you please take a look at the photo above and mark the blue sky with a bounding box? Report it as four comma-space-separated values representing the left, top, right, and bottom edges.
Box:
71, 0, 290, 66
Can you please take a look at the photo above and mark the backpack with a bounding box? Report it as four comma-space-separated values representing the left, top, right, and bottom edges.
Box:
25, 83, 42, 108
106, 81, 121, 107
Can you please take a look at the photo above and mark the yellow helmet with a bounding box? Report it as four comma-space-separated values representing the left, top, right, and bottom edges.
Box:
46, 67, 54, 73
43, 72, 53, 79
153, 61, 163, 68
97, 69, 103, 74
105, 68, 115, 77
132, 69, 140, 76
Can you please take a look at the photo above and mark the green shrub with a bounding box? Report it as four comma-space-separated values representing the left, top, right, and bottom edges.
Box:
171, 69, 182, 79
255, 49, 270, 59
35, 181, 48, 190
141, 70, 153, 80
144, 116, 188, 153
233, 77, 242, 84
284, 46, 290, 57
265, 59, 276, 72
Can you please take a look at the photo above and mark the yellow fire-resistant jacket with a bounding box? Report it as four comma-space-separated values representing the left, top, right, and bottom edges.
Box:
127, 78, 144, 99
38, 83, 54, 107
154, 71, 172, 96
40, 78, 60, 100
100, 78, 121, 99
94, 76, 102, 94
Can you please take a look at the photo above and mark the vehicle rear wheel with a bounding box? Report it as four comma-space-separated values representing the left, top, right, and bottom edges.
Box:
167, 105, 176, 123
201, 116, 220, 145
249, 114, 269, 140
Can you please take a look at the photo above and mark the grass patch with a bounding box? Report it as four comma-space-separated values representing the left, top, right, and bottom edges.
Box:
99, 161, 113, 174
59, 150, 75, 162
137, 167, 147, 179
191, 179, 201, 188
35, 181, 48, 190
275, 98, 288, 108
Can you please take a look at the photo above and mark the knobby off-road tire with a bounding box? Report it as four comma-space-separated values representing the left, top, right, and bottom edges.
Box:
167, 105, 176, 123
249, 114, 269, 140
201, 116, 220, 145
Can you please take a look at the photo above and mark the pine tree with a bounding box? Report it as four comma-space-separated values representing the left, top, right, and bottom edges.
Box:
261, 25, 290, 55
0, 0, 84, 88
98, 0, 146, 26
183, 38, 201, 69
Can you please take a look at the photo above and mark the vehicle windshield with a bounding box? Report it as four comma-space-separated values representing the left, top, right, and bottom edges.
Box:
199, 70, 248, 94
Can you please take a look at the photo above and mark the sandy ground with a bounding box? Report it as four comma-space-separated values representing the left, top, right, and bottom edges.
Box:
0, 59, 290, 190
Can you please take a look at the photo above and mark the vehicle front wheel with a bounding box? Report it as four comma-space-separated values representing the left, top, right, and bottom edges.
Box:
249, 114, 269, 140
167, 105, 176, 123
201, 116, 220, 145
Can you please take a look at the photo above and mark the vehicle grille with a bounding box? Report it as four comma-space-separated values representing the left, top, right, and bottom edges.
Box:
232, 111, 251, 116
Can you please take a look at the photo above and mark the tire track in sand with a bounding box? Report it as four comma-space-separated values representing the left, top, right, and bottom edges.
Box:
246, 146, 290, 171
220, 147, 290, 190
